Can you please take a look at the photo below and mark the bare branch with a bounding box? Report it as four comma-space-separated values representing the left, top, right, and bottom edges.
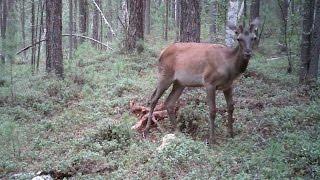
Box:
91, 0, 116, 37
16, 34, 113, 55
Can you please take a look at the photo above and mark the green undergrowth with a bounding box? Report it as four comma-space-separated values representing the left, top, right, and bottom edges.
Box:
0, 41, 319, 179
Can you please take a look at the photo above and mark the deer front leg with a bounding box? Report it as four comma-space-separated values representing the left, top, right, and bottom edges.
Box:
206, 85, 217, 145
165, 83, 184, 132
223, 87, 235, 138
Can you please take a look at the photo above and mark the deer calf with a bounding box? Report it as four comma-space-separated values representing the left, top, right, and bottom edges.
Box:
145, 19, 260, 145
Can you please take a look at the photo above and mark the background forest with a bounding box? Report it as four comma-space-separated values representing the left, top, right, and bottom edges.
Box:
0, 0, 319, 179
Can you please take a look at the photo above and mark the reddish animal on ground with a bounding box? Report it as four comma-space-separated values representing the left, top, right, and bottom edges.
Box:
145, 18, 260, 145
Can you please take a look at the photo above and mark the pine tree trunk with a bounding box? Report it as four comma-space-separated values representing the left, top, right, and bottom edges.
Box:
126, 0, 144, 52
299, 0, 315, 83
79, 0, 88, 43
180, 0, 201, 42
46, 0, 63, 78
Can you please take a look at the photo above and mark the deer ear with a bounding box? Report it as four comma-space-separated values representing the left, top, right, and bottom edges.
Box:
237, 25, 244, 34
250, 17, 260, 32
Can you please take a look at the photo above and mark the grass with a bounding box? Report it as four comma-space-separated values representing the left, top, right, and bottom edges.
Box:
0, 40, 319, 179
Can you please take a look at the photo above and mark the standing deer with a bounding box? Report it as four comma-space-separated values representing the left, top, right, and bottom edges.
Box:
145, 18, 260, 144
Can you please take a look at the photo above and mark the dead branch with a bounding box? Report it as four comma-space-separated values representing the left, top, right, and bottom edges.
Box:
91, 0, 116, 37
16, 34, 113, 55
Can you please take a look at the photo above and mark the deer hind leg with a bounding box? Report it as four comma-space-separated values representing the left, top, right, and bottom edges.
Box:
223, 87, 235, 138
148, 88, 157, 105
206, 85, 217, 145
165, 82, 184, 132
144, 78, 173, 136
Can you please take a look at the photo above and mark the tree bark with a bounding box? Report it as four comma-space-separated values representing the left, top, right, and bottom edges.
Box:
36, 0, 44, 72
69, 0, 73, 58
1, 0, 8, 63
20, 0, 27, 62
308, 0, 320, 82
92, 0, 100, 47
180, 0, 201, 42
164, 0, 169, 40
299, 0, 315, 83
73, 0, 78, 48
250, 0, 260, 22
145, 0, 151, 34
125, 0, 144, 52
225, 0, 239, 47
31, 0, 36, 72
175, 0, 180, 41
79, 0, 88, 43
210, 0, 217, 42
46, 0, 63, 78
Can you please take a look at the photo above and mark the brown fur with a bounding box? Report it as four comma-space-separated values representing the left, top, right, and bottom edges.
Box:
144, 19, 260, 145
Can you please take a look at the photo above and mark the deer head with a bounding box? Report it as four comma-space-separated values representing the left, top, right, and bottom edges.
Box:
229, 18, 260, 59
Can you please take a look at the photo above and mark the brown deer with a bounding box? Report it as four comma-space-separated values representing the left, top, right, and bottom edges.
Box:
145, 18, 260, 144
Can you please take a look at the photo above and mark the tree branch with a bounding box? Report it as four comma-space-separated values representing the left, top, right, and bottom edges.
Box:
16, 34, 113, 55
91, 0, 117, 37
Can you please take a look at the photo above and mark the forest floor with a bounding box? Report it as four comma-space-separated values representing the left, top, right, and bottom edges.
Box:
0, 39, 319, 179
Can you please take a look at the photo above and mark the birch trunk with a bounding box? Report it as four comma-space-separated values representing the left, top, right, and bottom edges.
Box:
225, 0, 240, 47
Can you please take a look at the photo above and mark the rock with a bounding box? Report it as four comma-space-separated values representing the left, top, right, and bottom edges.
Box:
157, 133, 177, 152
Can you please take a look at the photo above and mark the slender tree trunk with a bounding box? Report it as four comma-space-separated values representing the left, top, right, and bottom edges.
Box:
31, 0, 36, 73
100, 0, 103, 50
175, 0, 180, 41
180, 0, 201, 42
79, 0, 88, 43
92, 0, 100, 47
299, 0, 315, 83
46, 0, 63, 78
250, 0, 260, 22
1, 0, 8, 64
106, 0, 113, 41
145, 0, 151, 35
125, 0, 144, 53
36, 0, 44, 72
308, 0, 320, 82
210, 0, 217, 42
171, 0, 175, 19
69, 0, 73, 58
164, 0, 169, 40
20, 0, 27, 62
225, 0, 239, 47
73, 0, 78, 48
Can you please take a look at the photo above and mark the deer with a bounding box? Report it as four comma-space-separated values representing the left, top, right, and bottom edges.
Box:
144, 18, 260, 145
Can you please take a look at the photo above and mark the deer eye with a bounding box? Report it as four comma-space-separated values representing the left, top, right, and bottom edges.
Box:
237, 38, 241, 41
252, 37, 257, 40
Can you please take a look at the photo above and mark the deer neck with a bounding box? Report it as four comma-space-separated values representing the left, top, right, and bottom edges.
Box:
231, 45, 250, 75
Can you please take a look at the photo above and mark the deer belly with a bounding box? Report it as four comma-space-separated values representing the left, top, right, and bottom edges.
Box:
174, 71, 204, 87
